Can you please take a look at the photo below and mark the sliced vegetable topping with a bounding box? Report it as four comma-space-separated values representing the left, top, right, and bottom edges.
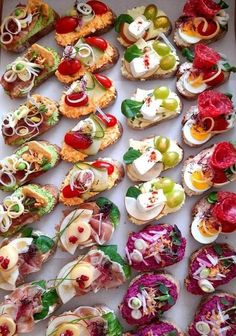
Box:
65, 92, 88, 107
94, 74, 112, 89
58, 59, 81, 75
55, 17, 79, 34
87, 0, 109, 15
64, 132, 92, 150
84, 36, 108, 51
92, 161, 114, 175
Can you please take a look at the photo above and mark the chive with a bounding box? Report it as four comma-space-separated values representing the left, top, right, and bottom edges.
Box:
207, 191, 218, 204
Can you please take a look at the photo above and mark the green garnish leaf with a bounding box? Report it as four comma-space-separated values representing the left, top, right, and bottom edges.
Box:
158, 283, 169, 295
124, 45, 143, 63
34, 288, 59, 321
165, 331, 177, 336
47, 111, 60, 126
157, 294, 170, 301
126, 186, 142, 199
103, 312, 123, 336
121, 99, 143, 119
207, 191, 218, 204
98, 245, 131, 279
123, 147, 142, 164
34, 235, 55, 253
96, 197, 120, 228
167, 295, 175, 305
221, 298, 230, 306
20, 226, 33, 237
32, 280, 46, 289
171, 225, 182, 246
219, 0, 229, 9
213, 243, 223, 256
182, 47, 194, 62
38, 104, 48, 113
224, 92, 233, 100
115, 14, 134, 32
220, 62, 236, 72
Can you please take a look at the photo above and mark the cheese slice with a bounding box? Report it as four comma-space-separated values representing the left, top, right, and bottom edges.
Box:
133, 148, 162, 175
128, 16, 151, 39
136, 189, 166, 212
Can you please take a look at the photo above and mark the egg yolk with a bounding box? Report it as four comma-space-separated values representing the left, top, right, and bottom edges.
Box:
190, 124, 210, 141
182, 21, 196, 36
198, 219, 222, 237
190, 170, 211, 190
188, 73, 204, 87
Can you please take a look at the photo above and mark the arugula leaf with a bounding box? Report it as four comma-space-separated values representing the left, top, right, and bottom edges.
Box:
98, 245, 131, 279
34, 235, 55, 253
34, 289, 59, 321
96, 197, 120, 228
114, 14, 133, 32
219, 0, 229, 9
20, 226, 33, 237
126, 186, 141, 199
213, 244, 223, 256
182, 47, 194, 62
123, 147, 142, 164
121, 99, 143, 119
103, 312, 123, 336
124, 45, 143, 63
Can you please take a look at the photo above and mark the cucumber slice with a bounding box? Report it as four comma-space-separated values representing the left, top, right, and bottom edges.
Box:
90, 115, 105, 139
75, 162, 92, 170
85, 72, 95, 91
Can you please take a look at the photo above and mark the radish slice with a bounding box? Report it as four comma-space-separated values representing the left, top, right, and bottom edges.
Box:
3, 70, 17, 83
0, 32, 13, 44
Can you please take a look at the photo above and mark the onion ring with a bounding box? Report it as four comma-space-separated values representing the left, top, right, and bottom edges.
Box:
0, 32, 13, 45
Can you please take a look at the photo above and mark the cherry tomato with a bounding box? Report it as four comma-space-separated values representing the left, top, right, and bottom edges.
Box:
203, 70, 225, 86
58, 59, 81, 76
84, 36, 108, 51
64, 132, 92, 149
97, 113, 117, 127
94, 74, 112, 89
197, 20, 217, 36
55, 16, 79, 34
92, 161, 114, 175
87, 0, 108, 15
62, 185, 82, 198
65, 92, 88, 107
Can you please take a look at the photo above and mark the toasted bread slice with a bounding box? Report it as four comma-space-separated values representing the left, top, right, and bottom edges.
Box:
124, 320, 185, 336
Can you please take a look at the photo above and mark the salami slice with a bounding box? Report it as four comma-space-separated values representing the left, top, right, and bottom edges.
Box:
183, 0, 199, 16
197, 0, 221, 18
193, 44, 221, 69
198, 91, 233, 119
210, 142, 236, 170
212, 192, 236, 232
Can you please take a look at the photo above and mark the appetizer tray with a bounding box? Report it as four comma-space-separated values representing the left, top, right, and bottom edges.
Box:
0, 0, 236, 335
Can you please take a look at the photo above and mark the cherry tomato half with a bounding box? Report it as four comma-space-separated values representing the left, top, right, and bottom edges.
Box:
92, 161, 114, 175
55, 16, 79, 34
62, 185, 82, 198
84, 36, 108, 51
64, 132, 92, 149
58, 59, 81, 76
65, 92, 89, 107
203, 70, 225, 86
97, 113, 117, 127
87, 0, 108, 15
94, 74, 112, 89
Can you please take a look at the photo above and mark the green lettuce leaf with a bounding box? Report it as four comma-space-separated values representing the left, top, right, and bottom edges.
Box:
103, 311, 123, 336
121, 99, 143, 119
123, 147, 142, 164
115, 14, 133, 32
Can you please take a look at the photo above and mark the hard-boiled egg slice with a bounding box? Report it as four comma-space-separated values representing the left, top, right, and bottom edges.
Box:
184, 164, 212, 193
183, 120, 212, 145
182, 72, 208, 94
191, 216, 220, 244
178, 27, 201, 44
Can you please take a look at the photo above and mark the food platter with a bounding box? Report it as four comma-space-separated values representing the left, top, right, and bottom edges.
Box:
0, 0, 236, 334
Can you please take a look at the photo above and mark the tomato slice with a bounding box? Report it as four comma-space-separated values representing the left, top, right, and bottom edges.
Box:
84, 37, 108, 51
94, 74, 112, 89
203, 70, 225, 86
92, 161, 114, 175
58, 59, 81, 76
65, 92, 88, 107
55, 17, 79, 34
64, 132, 92, 149
96, 113, 117, 127
87, 0, 108, 15
62, 185, 82, 198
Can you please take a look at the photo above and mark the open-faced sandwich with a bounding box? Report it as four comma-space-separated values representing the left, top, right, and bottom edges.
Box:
182, 90, 235, 147
60, 158, 124, 206
0, 184, 58, 237
0, 227, 55, 291
2, 95, 60, 146
176, 43, 236, 99
115, 4, 171, 47
123, 136, 183, 182
59, 72, 116, 119
185, 243, 236, 295
120, 273, 179, 325
55, 245, 130, 304
174, 0, 229, 49
125, 177, 185, 225
125, 224, 186, 272
121, 38, 179, 80
0, 141, 60, 192
1, 44, 60, 99
56, 37, 119, 84
61, 110, 122, 163
57, 197, 120, 254
0, 0, 59, 53
46, 305, 123, 336
191, 191, 236, 244
121, 86, 182, 129
124, 321, 184, 336
55, 1, 116, 47
188, 292, 236, 336
182, 141, 236, 196
0, 280, 61, 335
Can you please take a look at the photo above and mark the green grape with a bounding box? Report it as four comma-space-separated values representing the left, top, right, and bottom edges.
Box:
162, 151, 180, 167
153, 15, 170, 29
144, 4, 158, 20
160, 177, 175, 193
160, 55, 176, 70
153, 86, 170, 99
154, 136, 170, 153
153, 41, 170, 56
162, 98, 178, 111
166, 190, 185, 208
152, 180, 162, 190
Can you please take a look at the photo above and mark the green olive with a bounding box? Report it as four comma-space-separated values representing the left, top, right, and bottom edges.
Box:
166, 190, 185, 208
153, 15, 170, 29
144, 4, 158, 20
152, 41, 170, 56
154, 136, 170, 153
160, 177, 175, 193
162, 151, 180, 167
160, 55, 176, 71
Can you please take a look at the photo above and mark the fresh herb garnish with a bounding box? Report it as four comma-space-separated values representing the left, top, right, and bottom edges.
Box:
32, 280, 46, 289
121, 99, 143, 119
103, 312, 123, 336
34, 235, 55, 253
219, 0, 229, 9
207, 191, 218, 204
47, 111, 60, 126
182, 47, 194, 62
38, 104, 48, 113
20, 226, 33, 237
96, 197, 120, 228
124, 45, 143, 63
126, 186, 142, 199
171, 225, 182, 246
34, 288, 59, 320
224, 92, 233, 100
220, 62, 236, 73
221, 297, 230, 306
165, 331, 177, 336
123, 147, 142, 164
114, 14, 134, 32
213, 244, 223, 256
155, 283, 175, 305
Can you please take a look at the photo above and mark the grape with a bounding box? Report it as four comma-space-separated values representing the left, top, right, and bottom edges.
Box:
153, 86, 170, 99
160, 55, 176, 70
153, 15, 170, 29
144, 4, 158, 20
160, 177, 175, 193
154, 136, 170, 153
166, 190, 185, 208
162, 151, 180, 167
162, 98, 178, 111
153, 42, 170, 56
